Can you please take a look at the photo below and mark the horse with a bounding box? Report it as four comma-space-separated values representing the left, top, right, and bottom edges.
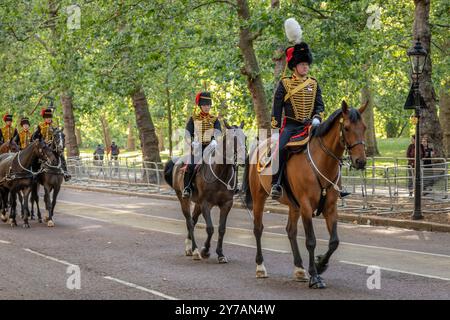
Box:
243, 100, 367, 289
30, 128, 66, 227
164, 121, 246, 262
0, 139, 57, 228
0, 141, 20, 154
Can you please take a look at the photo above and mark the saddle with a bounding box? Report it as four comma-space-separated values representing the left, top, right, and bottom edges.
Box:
285, 124, 311, 153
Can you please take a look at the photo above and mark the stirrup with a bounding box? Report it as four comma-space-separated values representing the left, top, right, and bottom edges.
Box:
270, 185, 282, 199
64, 173, 71, 182
339, 190, 351, 198
182, 187, 192, 199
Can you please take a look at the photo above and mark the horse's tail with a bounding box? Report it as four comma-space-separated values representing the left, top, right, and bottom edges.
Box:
163, 159, 175, 188
241, 154, 253, 211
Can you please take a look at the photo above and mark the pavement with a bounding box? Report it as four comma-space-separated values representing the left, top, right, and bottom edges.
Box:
0, 188, 448, 300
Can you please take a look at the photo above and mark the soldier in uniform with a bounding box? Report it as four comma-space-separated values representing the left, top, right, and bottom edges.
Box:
0, 114, 19, 145
14, 117, 32, 150
182, 91, 221, 198
269, 18, 325, 199
32, 107, 71, 181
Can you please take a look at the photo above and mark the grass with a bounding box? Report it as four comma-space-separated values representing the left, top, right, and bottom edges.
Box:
77, 138, 412, 164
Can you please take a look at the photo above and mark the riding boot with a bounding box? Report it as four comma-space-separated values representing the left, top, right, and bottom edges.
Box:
270, 154, 286, 200
60, 156, 71, 182
182, 166, 194, 198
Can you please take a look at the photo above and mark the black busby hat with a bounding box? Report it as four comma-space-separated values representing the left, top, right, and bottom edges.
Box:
20, 117, 30, 126
41, 108, 53, 118
195, 92, 212, 106
3, 114, 12, 122
284, 18, 313, 70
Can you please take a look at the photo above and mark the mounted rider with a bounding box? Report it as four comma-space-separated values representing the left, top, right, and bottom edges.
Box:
0, 113, 19, 145
182, 91, 222, 198
14, 117, 32, 150
31, 107, 71, 182
270, 18, 325, 199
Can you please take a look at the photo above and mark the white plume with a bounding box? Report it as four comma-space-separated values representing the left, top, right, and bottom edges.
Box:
284, 18, 302, 44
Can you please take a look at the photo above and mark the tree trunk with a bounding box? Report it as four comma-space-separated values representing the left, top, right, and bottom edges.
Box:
439, 84, 450, 157
131, 87, 161, 164
413, 0, 444, 157
157, 127, 164, 152
99, 114, 112, 154
361, 84, 379, 156
127, 120, 136, 151
75, 127, 82, 147
236, 0, 270, 129
60, 92, 79, 157
165, 73, 173, 157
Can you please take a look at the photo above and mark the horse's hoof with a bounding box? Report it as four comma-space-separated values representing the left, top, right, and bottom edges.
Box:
9, 219, 17, 227
0, 214, 7, 223
184, 239, 193, 256
256, 264, 268, 278
38, 219, 43, 223
201, 247, 210, 259
30, 216, 35, 221
315, 255, 329, 275
192, 248, 202, 260
309, 275, 326, 289
23, 223, 30, 229
44, 216, 49, 222
293, 267, 309, 282
218, 256, 228, 264
47, 220, 55, 227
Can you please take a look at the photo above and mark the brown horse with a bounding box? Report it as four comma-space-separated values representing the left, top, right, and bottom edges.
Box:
164, 121, 246, 262
243, 100, 367, 289
0, 141, 20, 154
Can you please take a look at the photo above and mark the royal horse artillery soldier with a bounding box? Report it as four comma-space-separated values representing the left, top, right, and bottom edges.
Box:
31, 107, 71, 181
14, 117, 32, 150
269, 18, 325, 199
182, 91, 221, 198
0, 113, 19, 145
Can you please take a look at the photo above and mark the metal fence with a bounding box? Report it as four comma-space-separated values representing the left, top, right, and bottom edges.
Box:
66, 156, 450, 214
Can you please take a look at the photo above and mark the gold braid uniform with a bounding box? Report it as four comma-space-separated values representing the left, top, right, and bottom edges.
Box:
191, 112, 219, 145
18, 129, 32, 149
1, 126, 16, 142
38, 122, 53, 143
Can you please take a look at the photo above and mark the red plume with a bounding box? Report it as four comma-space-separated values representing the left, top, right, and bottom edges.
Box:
195, 92, 201, 105
41, 108, 46, 116
286, 47, 294, 63
2, 115, 7, 122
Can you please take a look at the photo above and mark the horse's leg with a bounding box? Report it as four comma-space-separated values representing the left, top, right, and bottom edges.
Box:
18, 192, 24, 220
315, 204, 339, 275
47, 183, 60, 227
9, 191, 17, 227
200, 202, 214, 259
43, 185, 51, 222
216, 200, 232, 264
185, 204, 201, 256
254, 200, 267, 278
21, 188, 31, 228
286, 205, 308, 282
32, 183, 42, 223
0, 190, 7, 223
180, 199, 200, 260
301, 202, 326, 289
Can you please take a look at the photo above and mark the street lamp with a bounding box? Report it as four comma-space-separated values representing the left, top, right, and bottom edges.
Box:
406, 40, 428, 220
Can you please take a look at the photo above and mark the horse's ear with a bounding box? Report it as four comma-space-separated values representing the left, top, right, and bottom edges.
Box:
223, 119, 231, 129
359, 100, 369, 114
341, 100, 349, 115
239, 120, 244, 129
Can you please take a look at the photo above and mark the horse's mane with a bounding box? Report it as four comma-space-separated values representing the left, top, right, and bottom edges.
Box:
311, 108, 361, 137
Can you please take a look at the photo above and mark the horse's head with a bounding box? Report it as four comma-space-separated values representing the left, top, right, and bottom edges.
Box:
34, 139, 58, 165
8, 141, 20, 153
223, 120, 246, 165
340, 100, 368, 170
51, 127, 66, 155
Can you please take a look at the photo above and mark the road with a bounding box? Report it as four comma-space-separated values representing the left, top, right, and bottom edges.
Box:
0, 188, 449, 300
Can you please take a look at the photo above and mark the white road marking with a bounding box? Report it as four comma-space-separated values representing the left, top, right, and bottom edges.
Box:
103, 276, 178, 300
224, 241, 289, 254
339, 260, 450, 281
0, 240, 11, 244
59, 199, 450, 259
23, 248, 75, 267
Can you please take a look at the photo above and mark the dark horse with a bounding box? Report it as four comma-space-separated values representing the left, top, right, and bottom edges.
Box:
30, 128, 66, 227
0, 139, 57, 228
244, 101, 367, 288
0, 141, 20, 154
164, 121, 246, 262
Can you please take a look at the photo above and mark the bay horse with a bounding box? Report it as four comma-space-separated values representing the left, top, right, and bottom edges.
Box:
243, 101, 367, 289
30, 128, 66, 227
0, 141, 20, 154
164, 121, 246, 263
0, 139, 57, 227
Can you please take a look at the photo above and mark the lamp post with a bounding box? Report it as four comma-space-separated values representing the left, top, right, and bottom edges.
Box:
407, 40, 428, 220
